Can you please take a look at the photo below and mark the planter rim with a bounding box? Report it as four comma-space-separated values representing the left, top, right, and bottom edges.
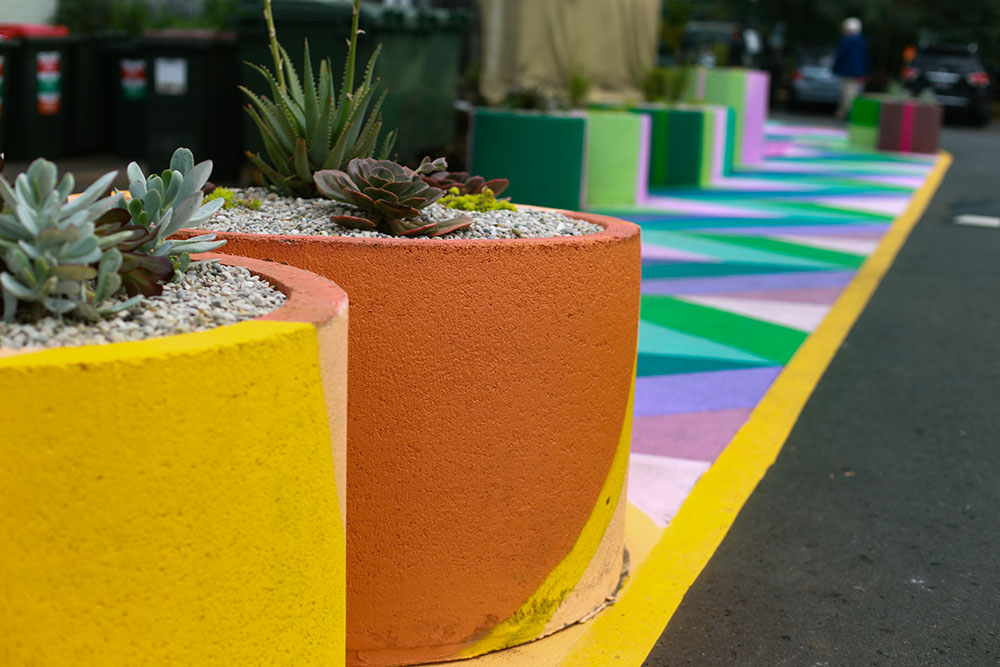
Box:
182, 207, 638, 248
0, 253, 347, 362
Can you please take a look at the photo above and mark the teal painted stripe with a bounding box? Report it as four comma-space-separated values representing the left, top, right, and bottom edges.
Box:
642, 261, 836, 279
638, 320, 773, 365
636, 353, 770, 377
641, 230, 839, 268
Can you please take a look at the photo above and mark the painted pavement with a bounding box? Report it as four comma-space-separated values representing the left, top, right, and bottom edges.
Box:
589, 121, 938, 533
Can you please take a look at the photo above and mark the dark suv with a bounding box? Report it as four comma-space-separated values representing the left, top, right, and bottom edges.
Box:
903, 44, 992, 125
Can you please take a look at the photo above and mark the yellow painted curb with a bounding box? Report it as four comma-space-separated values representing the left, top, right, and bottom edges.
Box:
559, 150, 953, 666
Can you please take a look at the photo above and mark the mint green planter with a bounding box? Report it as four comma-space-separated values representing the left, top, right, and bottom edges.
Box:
681, 67, 769, 164
583, 111, 649, 208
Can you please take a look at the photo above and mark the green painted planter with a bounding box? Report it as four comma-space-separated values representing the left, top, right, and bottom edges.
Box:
680, 67, 769, 164
626, 103, 736, 189
847, 96, 881, 149
849, 95, 942, 154
469, 108, 587, 210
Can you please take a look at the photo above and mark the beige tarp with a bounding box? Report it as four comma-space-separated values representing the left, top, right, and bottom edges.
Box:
479, 0, 661, 104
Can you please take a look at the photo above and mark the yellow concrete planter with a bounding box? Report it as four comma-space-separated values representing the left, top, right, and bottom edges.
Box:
0, 255, 349, 666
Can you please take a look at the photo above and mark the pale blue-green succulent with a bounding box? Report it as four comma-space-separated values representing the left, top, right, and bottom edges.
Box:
122, 147, 226, 271
0, 159, 138, 321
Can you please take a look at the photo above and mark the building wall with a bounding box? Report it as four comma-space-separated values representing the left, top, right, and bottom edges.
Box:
1, 0, 58, 23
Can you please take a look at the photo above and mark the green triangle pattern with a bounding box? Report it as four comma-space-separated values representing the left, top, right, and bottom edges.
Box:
638, 321, 774, 365
691, 233, 868, 268
640, 295, 808, 364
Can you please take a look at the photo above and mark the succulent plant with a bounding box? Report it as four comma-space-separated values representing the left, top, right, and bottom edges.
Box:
204, 186, 262, 210
416, 156, 510, 197
118, 147, 227, 276
314, 158, 472, 237
439, 186, 517, 213
92, 208, 176, 297
241, 0, 395, 198
0, 159, 145, 322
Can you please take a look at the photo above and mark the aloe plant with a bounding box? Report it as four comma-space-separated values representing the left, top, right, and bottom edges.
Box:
0, 159, 144, 322
314, 158, 471, 237
241, 0, 396, 197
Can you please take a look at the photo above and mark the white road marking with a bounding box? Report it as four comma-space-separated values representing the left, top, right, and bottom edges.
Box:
953, 214, 1000, 228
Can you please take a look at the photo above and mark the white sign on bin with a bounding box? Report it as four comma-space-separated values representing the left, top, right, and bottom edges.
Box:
154, 58, 188, 96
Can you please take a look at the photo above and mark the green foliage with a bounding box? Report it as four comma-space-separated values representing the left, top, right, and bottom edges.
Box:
54, 0, 114, 34
643, 66, 691, 103
241, 0, 396, 198
118, 147, 227, 277
416, 156, 509, 197
439, 187, 516, 213
501, 86, 568, 112
0, 160, 147, 322
205, 187, 262, 210
568, 69, 592, 109
659, 2, 692, 58
56, 0, 239, 35
313, 157, 472, 237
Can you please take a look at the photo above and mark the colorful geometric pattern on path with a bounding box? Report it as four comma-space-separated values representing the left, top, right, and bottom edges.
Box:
587, 121, 938, 529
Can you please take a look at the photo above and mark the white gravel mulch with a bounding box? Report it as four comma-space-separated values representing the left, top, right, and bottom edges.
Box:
199, 187, 604, 239
0, 262, 286, 351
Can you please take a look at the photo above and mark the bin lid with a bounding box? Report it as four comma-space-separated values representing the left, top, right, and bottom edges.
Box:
0, 23, 70, 39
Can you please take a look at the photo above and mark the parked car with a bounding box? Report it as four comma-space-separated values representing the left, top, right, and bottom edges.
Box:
903, 44, 992, 125
788, 50, 842, 108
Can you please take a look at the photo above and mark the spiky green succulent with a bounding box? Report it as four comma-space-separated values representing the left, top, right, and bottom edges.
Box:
314, 158, 472, 237
416, 156, 510, 197
118, 147, 227, 275
0, 159, 144, 322
241, 0, 395, 198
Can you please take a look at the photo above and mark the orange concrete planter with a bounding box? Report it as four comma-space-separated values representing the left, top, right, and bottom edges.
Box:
0, 255, 350, 666
180, 212, 641, 664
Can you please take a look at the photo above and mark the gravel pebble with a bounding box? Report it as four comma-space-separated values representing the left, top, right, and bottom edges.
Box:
199, 187, 604, 239
0, 262, 286, 351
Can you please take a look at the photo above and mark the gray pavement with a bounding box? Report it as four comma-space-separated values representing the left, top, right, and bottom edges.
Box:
644, 114, 1000, 665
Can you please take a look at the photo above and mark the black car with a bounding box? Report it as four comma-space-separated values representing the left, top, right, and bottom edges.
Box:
903, 44, 992, 125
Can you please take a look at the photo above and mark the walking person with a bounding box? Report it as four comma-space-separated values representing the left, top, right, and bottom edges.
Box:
833, 17, 869, 120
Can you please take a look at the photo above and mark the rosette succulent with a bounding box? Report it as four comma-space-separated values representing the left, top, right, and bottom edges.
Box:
314, 158, 472, 237
416, 156, 510, 197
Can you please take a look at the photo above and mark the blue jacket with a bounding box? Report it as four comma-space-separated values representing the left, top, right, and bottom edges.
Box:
833, 34, 869, 78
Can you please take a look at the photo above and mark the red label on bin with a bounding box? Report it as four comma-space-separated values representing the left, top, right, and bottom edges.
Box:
36, 52, 61, 115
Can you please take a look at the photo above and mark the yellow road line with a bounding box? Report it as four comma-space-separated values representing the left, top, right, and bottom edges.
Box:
561, 151, 953, 666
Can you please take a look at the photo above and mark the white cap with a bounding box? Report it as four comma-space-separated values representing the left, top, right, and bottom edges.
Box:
843, 17, 862, 34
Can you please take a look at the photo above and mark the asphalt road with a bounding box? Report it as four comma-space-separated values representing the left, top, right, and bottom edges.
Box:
644, 113, 1000, 666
